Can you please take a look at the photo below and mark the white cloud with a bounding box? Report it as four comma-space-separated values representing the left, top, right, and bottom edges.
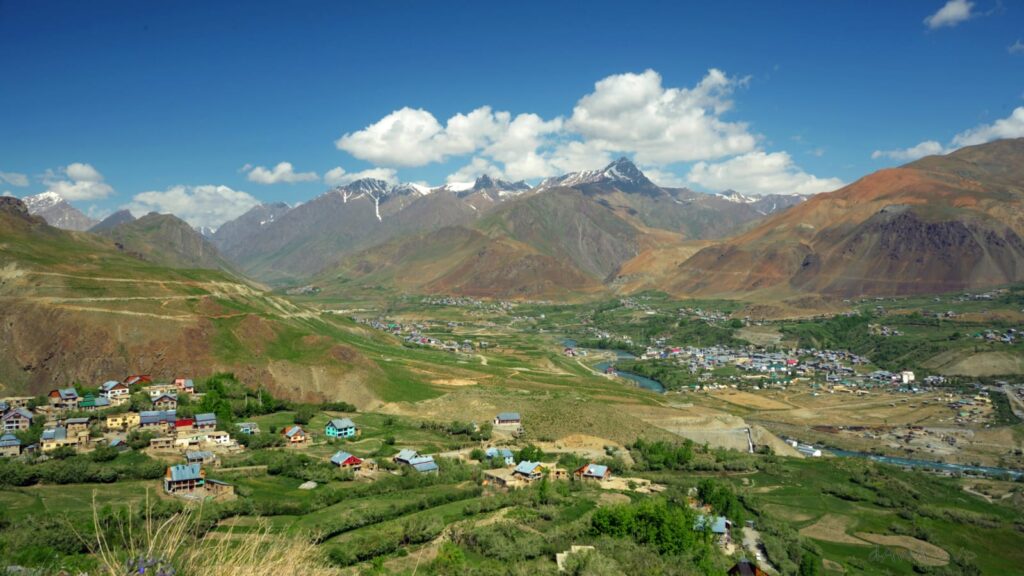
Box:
245, 161, 318, 184
641, 167, 688, 188
924, 0, 974, 29
336, 106, 561, 178
335, 68, 839, 193
568, 68, 756, 164
1, 190, 13, 197
43, 162, 115, 200
125, 185, 260, 229
951, 106, 1024, 147
874, 107, 1024, 162
687, 151, 845, 196
1010, 39, 1024, 54
0, 171, 29, 187
323, 166, 399, 187
446, 157, 504, 184
871, 140, 945, 161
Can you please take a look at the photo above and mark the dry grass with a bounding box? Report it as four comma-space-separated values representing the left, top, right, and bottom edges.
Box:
854, 533, 950, 566
85, 492, 337, 576
798, 514, 866, 546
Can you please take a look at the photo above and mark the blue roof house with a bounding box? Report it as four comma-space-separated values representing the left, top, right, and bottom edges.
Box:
325, 417, 358, 439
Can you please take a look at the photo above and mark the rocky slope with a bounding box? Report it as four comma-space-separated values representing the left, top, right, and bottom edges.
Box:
0, 197, 384, 401
22, 191, 96, 231
668, 139, 1024, 298
92, 212, 236, 271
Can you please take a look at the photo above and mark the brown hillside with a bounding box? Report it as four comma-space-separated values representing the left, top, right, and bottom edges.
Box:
668, 139, 1024, 298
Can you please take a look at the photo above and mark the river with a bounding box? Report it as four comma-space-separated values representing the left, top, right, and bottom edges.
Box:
830, 448, 1023, 480
563, 339, 666, 393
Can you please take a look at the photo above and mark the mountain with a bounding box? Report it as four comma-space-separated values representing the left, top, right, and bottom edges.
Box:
667, 139, 1024, 298
537, 158, 802, 239
441, 175, 533, 211
216, 178, 518, 283
89, 209, 136, 232
22, 191, 96, 231
0, 196, 386, 402
536, 156, 662, 195
211, 202, 292, 256
308, 159, 817, 298
92, 212, 236, 271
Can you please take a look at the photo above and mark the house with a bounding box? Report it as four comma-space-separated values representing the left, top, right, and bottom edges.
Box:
0, 433, 21, 457
205, 431, 233, 447
78, 394, 111, 411
485, 447, 515, 466
143, 383, 178, 399
194, 413, 217, 431
99, 381, 131, 404
106, 412, 141, 431
695, 515, 732, 543
394, 449, 419, 465
164, 463, 205, 493
139, 410, 176, 432
513, 461, 545, 481
574, 463, 611, 482
409, 455, 438, 474
40, 427, 68, 452
205, 478, 234, 497
175, 418, 195, 433
483, 468, 523, 490
282, 425, 307, 444
493, 412, 521, 426
151, 394, 177, 410
330, 450, 363, 470
48, 388, 79, 411
235, 422, 259, 435
325, 417, 358, 439
149, 436, 175, 450
124, 374, 152, 387
185, 450, 219, 467
173, 378, 195, 394
2, 407, 33, 432
65, 417, 91, 434
0, 396, 32, 409
727, 560, 768, 576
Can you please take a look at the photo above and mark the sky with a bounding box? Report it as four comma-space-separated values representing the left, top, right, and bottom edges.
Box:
1, 0, 1023, 229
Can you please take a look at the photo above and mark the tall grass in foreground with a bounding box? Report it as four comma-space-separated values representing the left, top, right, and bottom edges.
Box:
84, 492, 337, 576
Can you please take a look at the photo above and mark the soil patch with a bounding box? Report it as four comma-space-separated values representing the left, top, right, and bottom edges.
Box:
799, 515, 866, 546
854, 533, 949, 566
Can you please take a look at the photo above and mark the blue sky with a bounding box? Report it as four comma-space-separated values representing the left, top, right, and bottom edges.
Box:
1, 0, 1022, 228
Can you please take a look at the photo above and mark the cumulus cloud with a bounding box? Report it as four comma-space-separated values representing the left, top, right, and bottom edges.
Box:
43, 162, 115, 200
871, 140, 945, 161
687, 151, 845, 196
245, 161, 318, 184
568, 68, 756, 164
335, 68, 835, 193
1, 190, 13, 197
0, 171, 29, 187
336, 106, 561, 179
873, 107, 1024, 162
924, 0, 974, 29
950, 106, 1024, 147
125, 185, 260, 229
1010, 39, 1024, 54
323, 166, 399, 187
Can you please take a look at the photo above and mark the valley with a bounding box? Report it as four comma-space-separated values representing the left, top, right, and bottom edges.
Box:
3, 144, 1024, 575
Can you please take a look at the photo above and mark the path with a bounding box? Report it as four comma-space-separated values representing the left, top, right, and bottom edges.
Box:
742, 526, 778, 574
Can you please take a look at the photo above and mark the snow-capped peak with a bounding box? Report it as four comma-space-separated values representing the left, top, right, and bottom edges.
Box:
716, 190, 758, 204
536, 157, 655, 192
23, 191, 66, 210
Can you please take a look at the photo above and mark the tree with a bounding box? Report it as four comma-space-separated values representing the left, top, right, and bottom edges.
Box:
799, 553, 820, 576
